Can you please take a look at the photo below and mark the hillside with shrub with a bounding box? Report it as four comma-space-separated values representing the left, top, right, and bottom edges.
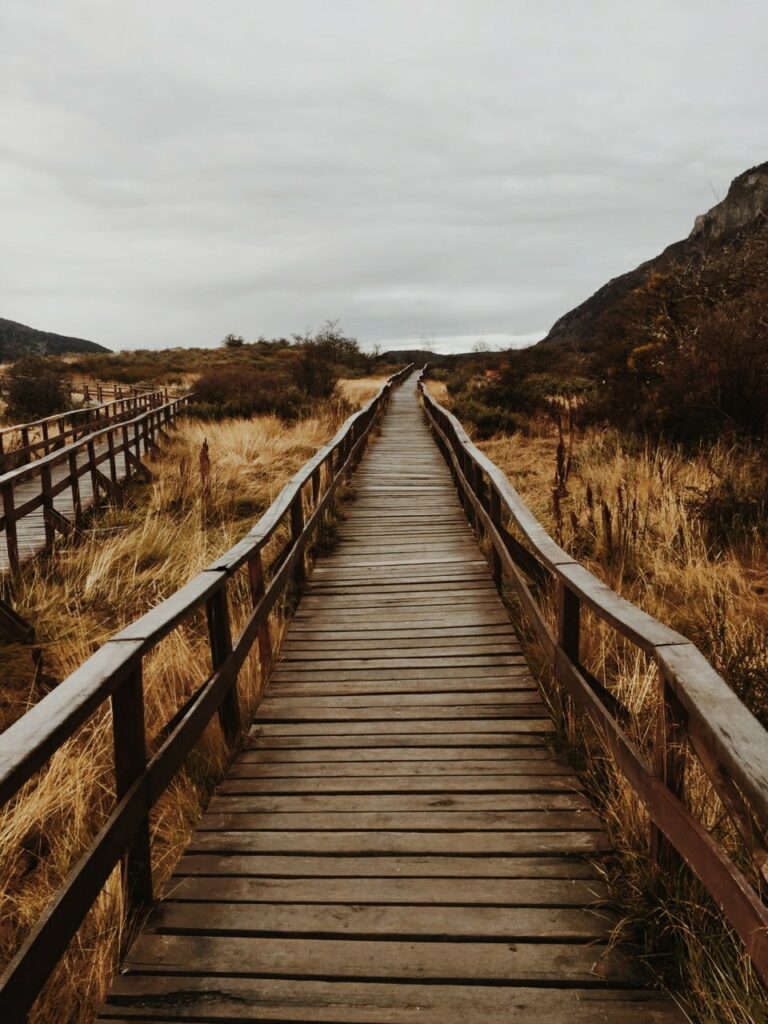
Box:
437, 161, 768, 444
0, 317, 109, 359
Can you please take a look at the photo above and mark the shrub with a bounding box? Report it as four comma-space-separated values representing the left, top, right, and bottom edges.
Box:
449, 395, 520, 439
190, 365, 307, 420
3, 356, 70, 423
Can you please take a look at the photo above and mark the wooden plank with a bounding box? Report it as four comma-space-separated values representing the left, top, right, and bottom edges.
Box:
121, 935, 635, 984
219, 775, 582, 794
207, 792, 592, 813
265, 677, 535, 697
99, 979, 686, 1022
145, 900, 616, 938
257, 691, 541, 710
185, 830, 611, 856
159, 875, 606, 905
196, 809, 603, 832
171, 854, 596, 878
254, 705, 546, 722
227, 758, 572, 777
251, 719, 554, 735
270, 655, 526, 671
240, 746, 553, 762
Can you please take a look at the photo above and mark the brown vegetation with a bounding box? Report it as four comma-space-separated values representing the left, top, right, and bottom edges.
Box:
478, 418, 768, 1023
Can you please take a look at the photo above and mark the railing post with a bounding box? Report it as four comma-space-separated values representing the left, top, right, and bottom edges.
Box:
557, 578, 580, 663
2, 482, 20, 576
111, 663, 153, 911
87, 438, 100, 504
207, 586, 240, 745
462, 452, 477, 530
107, 430, 118, 488
40, 463, 56, 547
651, 675, 687, 871
489, 487, 503, 587
122, 424, 131, 481
248, 551, 273, 679
291, 489, 306, 586
68, 449, 82, 526
133, 421, 142, 465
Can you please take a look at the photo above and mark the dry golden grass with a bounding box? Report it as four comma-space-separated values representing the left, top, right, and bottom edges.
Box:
338, 375, 389, 406
0, 398, 364, 1023
478, 420, 768, 1023
424, 379, 448, 403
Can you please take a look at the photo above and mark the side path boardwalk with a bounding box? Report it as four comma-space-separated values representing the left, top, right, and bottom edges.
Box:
101, 379, 684, 1022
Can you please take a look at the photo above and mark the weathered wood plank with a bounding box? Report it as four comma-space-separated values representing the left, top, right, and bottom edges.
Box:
145, 900, 616, 938
158, 875, 606, 905
171, 854, 596, 878
184, 829, 612, 856
100, 979, 686, 1023
122, 935, 634, 984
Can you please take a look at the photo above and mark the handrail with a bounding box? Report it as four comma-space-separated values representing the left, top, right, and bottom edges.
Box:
0, 391, 166, 470
0, 395, 190, 575
0, 375, 166, 402
417, 368, 768, 985
0, 363, 412, 1019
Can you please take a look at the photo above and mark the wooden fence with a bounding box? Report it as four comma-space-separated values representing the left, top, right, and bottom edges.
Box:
418, 371, 768, 986
0, 395, 189, 576
0, 365, 411, 1020
0, 391, 166, 471
0, 375, 166, 403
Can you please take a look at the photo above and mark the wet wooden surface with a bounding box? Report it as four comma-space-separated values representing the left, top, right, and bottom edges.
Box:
99, 379, 684, 1022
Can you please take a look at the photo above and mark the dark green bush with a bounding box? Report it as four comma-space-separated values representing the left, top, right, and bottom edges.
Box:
449, 395, 520, 439
190, 366, 308, 420
3, 356, 70, 423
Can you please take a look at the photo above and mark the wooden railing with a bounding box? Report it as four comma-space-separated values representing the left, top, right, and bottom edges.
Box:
418, 371, 768, 985
0, 391, 166, 471
0, 365, 411, 1020
0, 395, 189, 575
0, 376, 166, 403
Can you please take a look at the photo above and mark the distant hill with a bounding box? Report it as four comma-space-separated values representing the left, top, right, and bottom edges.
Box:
537, 161, 768, 356
0, 318, 110, 360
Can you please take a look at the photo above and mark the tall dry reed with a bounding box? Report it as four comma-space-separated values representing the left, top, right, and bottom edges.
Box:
480, 423, 768, 1024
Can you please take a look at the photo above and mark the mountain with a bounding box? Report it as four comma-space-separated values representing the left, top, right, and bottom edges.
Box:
537, 161, 768, 353
0, 318, 110, 360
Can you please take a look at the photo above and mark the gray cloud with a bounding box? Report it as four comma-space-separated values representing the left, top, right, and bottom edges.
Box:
1, 0, 766, 352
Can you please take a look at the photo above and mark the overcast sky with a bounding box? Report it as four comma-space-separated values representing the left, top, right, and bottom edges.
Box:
1, 2, 766, 354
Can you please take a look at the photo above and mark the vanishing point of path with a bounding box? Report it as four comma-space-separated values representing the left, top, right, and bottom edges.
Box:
100, 379, 684, 1022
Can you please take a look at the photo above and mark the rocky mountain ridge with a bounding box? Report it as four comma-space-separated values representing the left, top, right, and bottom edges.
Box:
537, 161, 768, 351
0, 318, 109, 361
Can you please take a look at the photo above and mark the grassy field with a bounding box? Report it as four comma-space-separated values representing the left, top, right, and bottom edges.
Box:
474, 417, 768, 1024
0, 379, 386, 1023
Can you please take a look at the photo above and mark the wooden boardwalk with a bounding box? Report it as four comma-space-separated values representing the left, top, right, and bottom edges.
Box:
100, 379, 684, 1022
0, 441, 129, 574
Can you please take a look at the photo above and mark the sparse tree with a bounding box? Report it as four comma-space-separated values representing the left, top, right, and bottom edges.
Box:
222, 333, 245, 348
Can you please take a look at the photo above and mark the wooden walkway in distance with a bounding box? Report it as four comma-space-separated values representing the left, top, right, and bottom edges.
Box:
101, 379, 684, 1022
0, 441, 129, 574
